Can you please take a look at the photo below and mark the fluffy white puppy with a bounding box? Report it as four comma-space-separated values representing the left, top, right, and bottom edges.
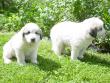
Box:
50, 17, 105, 60
3, 23, 42, 65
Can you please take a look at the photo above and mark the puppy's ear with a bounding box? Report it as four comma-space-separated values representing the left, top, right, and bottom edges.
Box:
39, 29, 43, 40
20, 26, 25, 38
89, 28, 97, 38
22, 32, 25, 38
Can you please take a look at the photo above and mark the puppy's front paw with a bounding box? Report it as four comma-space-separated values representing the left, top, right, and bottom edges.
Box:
31, 60, 38, 64
18, 62, 26, 66
4, 59, 12, 64
78, 55, 84, 59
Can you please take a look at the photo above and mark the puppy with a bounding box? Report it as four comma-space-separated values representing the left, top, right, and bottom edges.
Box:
3, 23, 42, 65
50, 17, 105, 60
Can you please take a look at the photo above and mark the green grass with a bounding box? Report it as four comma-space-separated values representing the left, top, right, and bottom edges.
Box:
0, 33, 110, 83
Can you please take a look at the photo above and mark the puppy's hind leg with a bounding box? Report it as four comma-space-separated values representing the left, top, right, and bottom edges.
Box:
3, 47, 12, 64
52, 40, 63, 57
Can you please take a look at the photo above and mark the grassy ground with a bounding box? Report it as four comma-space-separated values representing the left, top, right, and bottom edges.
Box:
0, 33, 110, 83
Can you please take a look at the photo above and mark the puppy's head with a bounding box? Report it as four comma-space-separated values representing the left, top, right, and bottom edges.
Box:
21, 23, 42, 43
83, 17, 106, 38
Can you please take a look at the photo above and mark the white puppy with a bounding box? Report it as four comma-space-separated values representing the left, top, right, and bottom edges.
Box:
3, 23, 42, 65
50, 17, 105, 60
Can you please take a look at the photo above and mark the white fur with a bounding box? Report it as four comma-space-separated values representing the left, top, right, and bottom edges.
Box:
50, 17, 105, 60
3, 23, 42, 65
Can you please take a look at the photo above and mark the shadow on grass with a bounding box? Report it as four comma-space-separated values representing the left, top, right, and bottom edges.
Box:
81, 53, 110, 67
37, 55, 61, 71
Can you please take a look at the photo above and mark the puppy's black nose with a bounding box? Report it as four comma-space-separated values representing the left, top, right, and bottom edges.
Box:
31, 38, 35, 42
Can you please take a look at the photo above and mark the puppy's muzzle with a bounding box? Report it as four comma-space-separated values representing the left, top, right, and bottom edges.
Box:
31, 38, 35, 42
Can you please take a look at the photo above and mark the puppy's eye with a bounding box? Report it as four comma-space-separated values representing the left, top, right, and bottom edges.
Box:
100, 28, 102, 31
98, 28, 102, 31
35, 32, 39, 34
26, 31, 30, 34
